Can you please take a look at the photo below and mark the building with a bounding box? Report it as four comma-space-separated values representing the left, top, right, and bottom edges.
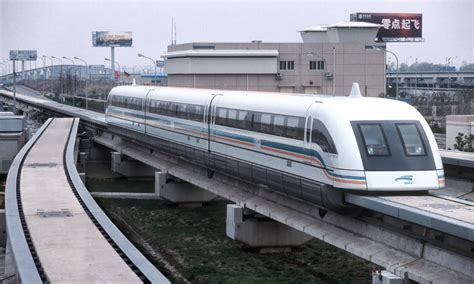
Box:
162, 22, 386, 97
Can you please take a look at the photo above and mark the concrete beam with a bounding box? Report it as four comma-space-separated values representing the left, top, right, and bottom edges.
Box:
111, 151, 156, 177
226, 204, 312, 247
155, 171, 217, 203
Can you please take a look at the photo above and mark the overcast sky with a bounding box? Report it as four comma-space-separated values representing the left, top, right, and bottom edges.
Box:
1, 0, 473, 70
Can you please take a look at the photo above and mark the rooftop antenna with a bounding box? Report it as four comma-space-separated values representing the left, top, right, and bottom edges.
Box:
349, 82, 362, 97
174, 19, 177, 45
171, 18, 177, 45
171, 18, 174, 45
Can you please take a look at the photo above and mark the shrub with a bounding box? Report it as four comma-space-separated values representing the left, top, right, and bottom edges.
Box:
454, 132, 474, 152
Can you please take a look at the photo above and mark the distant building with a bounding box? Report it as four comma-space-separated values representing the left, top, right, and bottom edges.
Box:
162, 22, 386, 97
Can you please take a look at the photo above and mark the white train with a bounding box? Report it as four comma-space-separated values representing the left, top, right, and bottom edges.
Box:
105, 84, 444, 211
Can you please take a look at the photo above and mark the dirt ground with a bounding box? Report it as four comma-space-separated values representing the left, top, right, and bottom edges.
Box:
96, 195, 377, 284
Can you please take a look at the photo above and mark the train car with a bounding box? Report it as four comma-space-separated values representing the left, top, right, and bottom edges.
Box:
105, 84, 444, 212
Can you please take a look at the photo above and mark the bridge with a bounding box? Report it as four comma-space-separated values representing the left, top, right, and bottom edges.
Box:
386, 71, 474, 89
0, 88, 472, 283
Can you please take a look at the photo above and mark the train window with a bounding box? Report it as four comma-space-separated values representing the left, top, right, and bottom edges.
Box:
273, 115, 286, 136
186, 105, 195, 120
228, 109, 238, 127
216, 108, 228, 126
396, 124, 426, 156
247, 112, 256, 130
286, 116, 304, 140
260, 113, 272, 133
177, 104, 187, 119
237, 110, 249, 129
312, 119, 337, 154
359, 124, 389, 156
195, 105, 204, 121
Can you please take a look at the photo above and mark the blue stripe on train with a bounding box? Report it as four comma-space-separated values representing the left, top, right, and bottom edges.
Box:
108, 108, 366, 181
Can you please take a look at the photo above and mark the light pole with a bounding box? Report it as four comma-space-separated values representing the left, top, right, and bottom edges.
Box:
52, 56, 64, 95
405, 56, 412, 92
63, 57, 75, 106
446, 56, 457, 94
372, 46, 399, 100
74, 57, 89, 110
138, 53, 157, 80
105, 58, 120, 79
38, 57, 46, 95
42, 56, 54, 94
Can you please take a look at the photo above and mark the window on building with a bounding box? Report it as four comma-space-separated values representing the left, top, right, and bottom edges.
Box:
287, 61, 294, 70
279, 60, 295, 70
309, 60, 325, 70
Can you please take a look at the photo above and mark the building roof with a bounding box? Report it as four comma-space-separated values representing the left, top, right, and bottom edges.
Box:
326, 21, 382, 28
162, 49, 279, 58
298, 25, 328, 32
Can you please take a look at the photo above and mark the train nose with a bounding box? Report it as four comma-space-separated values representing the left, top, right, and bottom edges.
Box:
364, 170, 441, 191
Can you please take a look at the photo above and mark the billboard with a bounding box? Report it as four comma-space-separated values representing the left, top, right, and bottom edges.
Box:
351, 13, 422, 41
92, 31, 132, 47
9, 50, 37, 61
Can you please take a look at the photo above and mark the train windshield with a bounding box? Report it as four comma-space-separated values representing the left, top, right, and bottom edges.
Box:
358, 124, 390, 156
351, 120, 435, 171
396, 123, 426, 156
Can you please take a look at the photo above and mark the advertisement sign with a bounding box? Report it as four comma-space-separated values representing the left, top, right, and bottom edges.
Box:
9, 50, 37, 61
92, 31, 133, 47
351, 13, 422, 41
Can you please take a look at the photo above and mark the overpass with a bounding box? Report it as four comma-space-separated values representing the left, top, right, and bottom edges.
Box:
0, 88, 472, 283
387, 71, 474, 89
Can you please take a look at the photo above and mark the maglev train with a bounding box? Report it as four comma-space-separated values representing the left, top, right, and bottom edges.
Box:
105, 84, 444, 212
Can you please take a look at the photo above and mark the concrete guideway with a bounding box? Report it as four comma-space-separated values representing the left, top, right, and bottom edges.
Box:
5, 118, 169, 283
346, 193, 474, 242
94, 133, 473, 283
0, 89, 106, 127
440, 149, 474, 168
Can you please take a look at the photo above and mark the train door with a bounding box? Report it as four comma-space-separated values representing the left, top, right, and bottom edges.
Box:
304, 102, 335, 183
205, 94, 222, 152
143, 89, 152, 135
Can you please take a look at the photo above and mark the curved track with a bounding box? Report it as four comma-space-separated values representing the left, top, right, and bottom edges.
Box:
5, 117, 169, 283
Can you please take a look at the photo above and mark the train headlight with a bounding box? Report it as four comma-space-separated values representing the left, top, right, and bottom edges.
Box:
367, 146, 374, 155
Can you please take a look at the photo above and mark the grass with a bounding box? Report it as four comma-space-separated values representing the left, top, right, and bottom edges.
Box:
98, 197, 377, 283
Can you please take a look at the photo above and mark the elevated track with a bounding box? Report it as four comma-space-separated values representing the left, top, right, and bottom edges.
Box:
0, 88, 472, 283
5, 117, 169, 283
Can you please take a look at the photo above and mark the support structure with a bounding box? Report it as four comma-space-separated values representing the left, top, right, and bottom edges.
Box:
155, 171, 217, 204
226, 204, 312, 248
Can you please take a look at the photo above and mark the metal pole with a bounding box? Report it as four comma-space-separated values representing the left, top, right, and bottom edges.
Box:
138, 54, 157, 84
374, 47, 399, 99
13, 60, 16, 114
332, 47, 336, 95
111, 46, 115, 79
74, 57, 89, 109
63, 57, 75, 106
